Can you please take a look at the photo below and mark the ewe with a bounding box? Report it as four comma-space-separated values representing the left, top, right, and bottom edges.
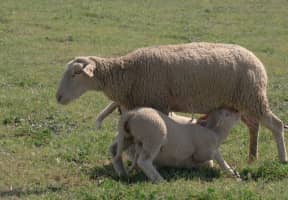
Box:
56, 42, 287, 162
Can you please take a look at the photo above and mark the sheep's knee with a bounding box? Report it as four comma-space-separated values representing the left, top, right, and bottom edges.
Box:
260, 111, 287, 163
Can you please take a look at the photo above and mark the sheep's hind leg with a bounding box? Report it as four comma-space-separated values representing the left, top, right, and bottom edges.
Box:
241, 115, 260, 162
260, 111, 287, 163
137, 147, 164, 183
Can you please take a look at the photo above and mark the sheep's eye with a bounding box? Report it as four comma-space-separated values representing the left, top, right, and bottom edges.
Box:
71, 71, 82, 78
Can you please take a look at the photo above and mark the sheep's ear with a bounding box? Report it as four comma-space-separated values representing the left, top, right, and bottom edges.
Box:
71, 63, 83, 75
82, 63, 96, 77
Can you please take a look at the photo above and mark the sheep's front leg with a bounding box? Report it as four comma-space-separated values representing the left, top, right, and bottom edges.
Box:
95, 102, 118, 129
214, 150, 241, 181
109, 140, 128, 177
137, 148, 164, 183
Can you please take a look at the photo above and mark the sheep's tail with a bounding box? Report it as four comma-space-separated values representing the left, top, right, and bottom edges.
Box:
284, 124, 288, 130
115, 111, 135, 160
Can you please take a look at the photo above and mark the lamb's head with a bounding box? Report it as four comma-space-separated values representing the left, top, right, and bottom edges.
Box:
56, 57, 102, 105
206, 108, 240, 131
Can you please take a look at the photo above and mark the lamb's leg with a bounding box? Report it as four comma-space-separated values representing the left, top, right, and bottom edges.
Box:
241, 115, 260, 162
128, 143, 141, 172
137, 148, 164, 183
214, 150, 241, 181
260, 111, 287, 163
95, 102, 118, 129
110, 140, 128, 177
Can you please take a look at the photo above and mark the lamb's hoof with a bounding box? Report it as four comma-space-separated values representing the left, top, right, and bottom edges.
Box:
235, 177, 242, 182
233, 170, 242, 181
206, 160, 214, 168
117, 171, 129, 178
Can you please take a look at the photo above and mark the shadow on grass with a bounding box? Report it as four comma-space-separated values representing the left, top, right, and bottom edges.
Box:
88, 160, 288, 184
240, 160, 288, 182
0, 185, 63, 198
88, 162, 221, 184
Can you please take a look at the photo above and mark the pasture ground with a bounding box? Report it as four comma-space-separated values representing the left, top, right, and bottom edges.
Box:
0, 0, 288, 199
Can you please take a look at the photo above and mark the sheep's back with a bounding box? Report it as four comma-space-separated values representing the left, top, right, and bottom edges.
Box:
123, 43, 268, 115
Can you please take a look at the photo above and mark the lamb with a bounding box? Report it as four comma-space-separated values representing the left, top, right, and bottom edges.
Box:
110, 107, 241, 182
56, 42, 287, 163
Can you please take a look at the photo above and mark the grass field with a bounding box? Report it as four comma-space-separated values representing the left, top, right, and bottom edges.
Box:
1, 0, 288, 199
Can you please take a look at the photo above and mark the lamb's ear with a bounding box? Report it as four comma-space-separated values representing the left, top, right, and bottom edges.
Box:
82, 63, 96, 77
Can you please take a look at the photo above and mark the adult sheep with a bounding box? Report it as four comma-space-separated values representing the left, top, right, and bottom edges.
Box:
56, 42, 287, 163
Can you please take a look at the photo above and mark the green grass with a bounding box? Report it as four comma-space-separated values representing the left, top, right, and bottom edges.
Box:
1, 0, 288, 199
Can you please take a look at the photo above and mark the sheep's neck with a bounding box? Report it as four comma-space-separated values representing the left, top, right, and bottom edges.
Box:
96, 57, 132, 103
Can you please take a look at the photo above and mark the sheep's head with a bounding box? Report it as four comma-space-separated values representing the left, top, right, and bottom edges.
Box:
56, 57, 100, 105
206, 108, 240, 130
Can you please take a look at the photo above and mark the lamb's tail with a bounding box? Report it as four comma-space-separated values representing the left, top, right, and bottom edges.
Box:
284, 124, 288, 130
114, 111, 135, 160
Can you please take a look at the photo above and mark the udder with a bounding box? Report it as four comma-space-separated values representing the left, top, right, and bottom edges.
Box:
168, 96, 220, 114
191, 150, 214, 163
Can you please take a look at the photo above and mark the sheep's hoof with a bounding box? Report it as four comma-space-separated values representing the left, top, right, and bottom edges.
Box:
151, 176, 165, 184
280, 159, 288, 164
95, 121, 102, 130
247, 155, 257, 164
152, 179, 165, 184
